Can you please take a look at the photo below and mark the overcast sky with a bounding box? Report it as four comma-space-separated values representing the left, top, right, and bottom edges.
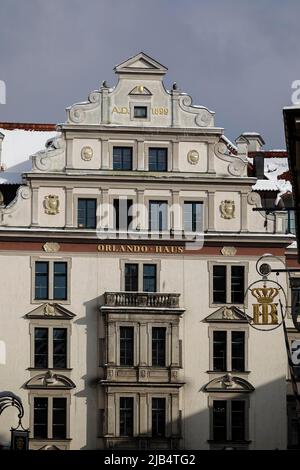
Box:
0, 0, 299, 148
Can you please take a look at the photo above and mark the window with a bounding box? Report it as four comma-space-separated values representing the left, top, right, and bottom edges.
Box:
212, 330, 245, 372
33, 397, 67, 440
35, 262, 49, 300
53, 328, 67, 369
120, 327, 134, 366
134, 106, 147, 118
291, 278, 300, 321
212, 400, 246, 442
34, 397, 48, 439
124, 263, 158, 292
52, 398, 67, 439
184, 202, 203, 232
152, 398, 166, 437
212, 265, 245, 304
149, 201, 168, 231
287, 396, 300, 448
149, 148, 168, 172
34, 260, 69, 302
287, 210, 296, 234
231, 331, 245, 372
125, 264, 139, 291
53, 262, 68, 301
34, 327, 68, 369
77, 198, 97, 229
34, 328, 48, 369
213, 331, 227, 372
120, 397, 134, 436
113, 198, 133, 230
143, 264, 157, 292
113, 147, 133, 170
152, 327, 166, 366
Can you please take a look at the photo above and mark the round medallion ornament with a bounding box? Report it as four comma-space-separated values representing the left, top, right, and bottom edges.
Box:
187, 149, 199, 165
81, 146, 93, 161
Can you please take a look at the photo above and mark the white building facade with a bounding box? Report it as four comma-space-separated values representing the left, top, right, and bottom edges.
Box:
0, 53, 297, 450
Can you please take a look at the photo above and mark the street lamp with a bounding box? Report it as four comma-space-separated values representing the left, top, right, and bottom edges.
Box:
0, 391, 29, 450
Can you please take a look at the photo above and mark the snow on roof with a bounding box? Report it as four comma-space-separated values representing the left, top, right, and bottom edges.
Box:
0, 127, 57, 169
264, 158, 289, 180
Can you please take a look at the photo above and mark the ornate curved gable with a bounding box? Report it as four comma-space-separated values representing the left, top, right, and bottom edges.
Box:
204, 373, 254, 393
25, 370, 75, 390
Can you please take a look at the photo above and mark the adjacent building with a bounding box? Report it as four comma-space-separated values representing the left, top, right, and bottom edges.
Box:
0, 53, 299, 450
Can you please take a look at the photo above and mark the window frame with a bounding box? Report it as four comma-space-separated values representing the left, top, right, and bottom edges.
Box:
209, 325, 249, 373
77, 197, 97, 229
30, 321, 71, 370
30, 392, 70, 441
208, 261, 249, 307
148, 200, 169, 232
120, 259, 161, 293
209, 395, 249, 444
112, 146, 133, 171
31, 257, 72, 304
148, 147, 168, 172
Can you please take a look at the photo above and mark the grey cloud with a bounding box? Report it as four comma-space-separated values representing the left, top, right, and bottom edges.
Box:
0, 0, 299, 148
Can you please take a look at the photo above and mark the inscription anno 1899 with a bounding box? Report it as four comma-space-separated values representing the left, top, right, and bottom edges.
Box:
112, 106, 168, 115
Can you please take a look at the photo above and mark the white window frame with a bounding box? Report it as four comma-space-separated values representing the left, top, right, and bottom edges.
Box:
120, 259, 161, 292
208, 325, 249, 373
208, 395, 250, 443
31, 256, 72, 304
30, 392, 71, 441
208, 261, 249, 308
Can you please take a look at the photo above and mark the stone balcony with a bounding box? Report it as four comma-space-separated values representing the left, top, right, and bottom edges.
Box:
104, 291, 180, 308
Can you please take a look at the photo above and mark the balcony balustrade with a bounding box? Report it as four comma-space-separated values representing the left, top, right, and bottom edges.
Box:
104, 291, 180, 308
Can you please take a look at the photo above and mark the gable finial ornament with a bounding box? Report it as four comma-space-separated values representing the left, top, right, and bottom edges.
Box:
43, 195, 59, 215
223, 307, 236, 320
44, 370, 58, 386
220, 200, 235, 219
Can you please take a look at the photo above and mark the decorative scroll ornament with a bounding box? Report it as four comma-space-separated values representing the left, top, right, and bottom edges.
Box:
0, 191, 4, 206
81, 146, 93, 161
221, 246, 237, 256
43, 195, 59, 215
43, 242, 60, 253
214, 141, 247, 176
220, 200, 235, 219
187, 149, 199, 165
222, 307, 236, 320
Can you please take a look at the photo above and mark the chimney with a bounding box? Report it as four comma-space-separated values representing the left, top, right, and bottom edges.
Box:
240, 132, 265, 152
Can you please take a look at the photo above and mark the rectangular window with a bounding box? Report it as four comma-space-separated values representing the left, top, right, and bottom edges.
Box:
152, 327, 166, 367
212, 400, 246, 442
231, 331, 245, 372
184, 202, 203, 232
149, 201, 168, 231
53, 328, 67, 369
213, 331, 227, 371
213, 266, 227, 304
113, 198, 133, 230
231, 266, 245, 303
35, 261, 49, 300
53, 262, 68, 301
143, 264, 157, 292
77, 198, 97, 229
231, 401, 245, 441
125, 264, 139, 291
149, 148, 168, 172
291, 278, 300, 321
120, 327, 134, 366
34, 397, 48, 439
213, 400, 227, 441
113, 147, 133, 171
34, 328, 48, 369
152, 398, 166, 437
120, 397, 134, 436
52, 398, 67, 439
134, 106, 147, 118
212, 264, 245, 305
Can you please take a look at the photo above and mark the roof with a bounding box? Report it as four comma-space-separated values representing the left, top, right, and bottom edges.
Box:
0, 123, 57, 184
